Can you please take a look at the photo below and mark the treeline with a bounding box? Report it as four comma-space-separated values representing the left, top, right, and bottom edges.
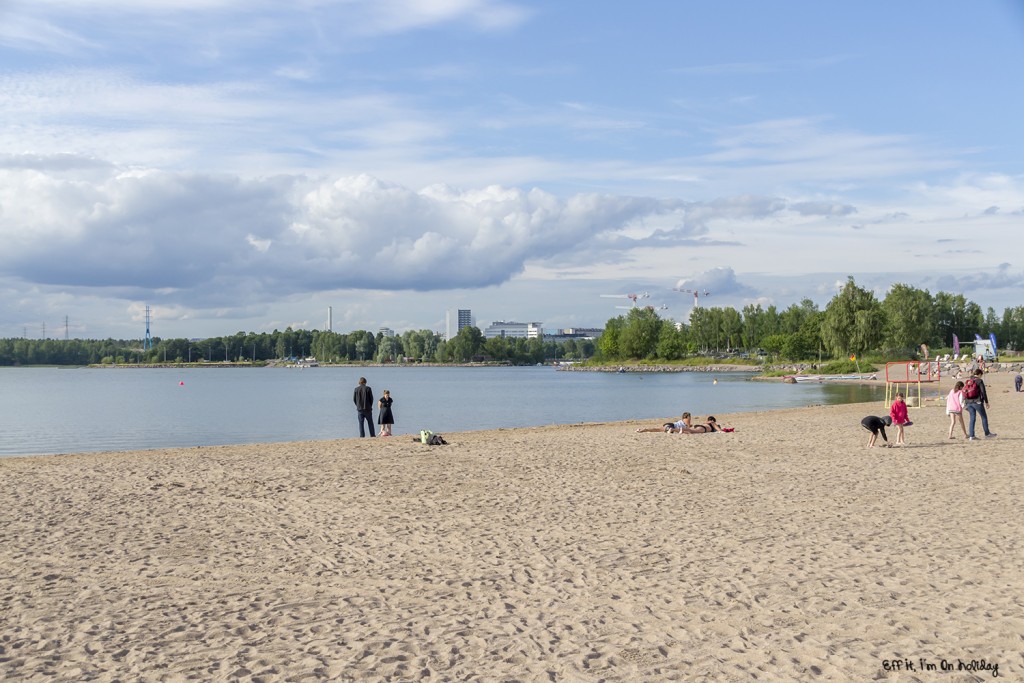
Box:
597, 277, 1024, 361
0, 325, 596, 367
5, 277, 1022, 367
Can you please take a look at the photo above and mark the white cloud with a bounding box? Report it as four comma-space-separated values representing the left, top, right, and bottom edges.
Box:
0, 161, 691, 309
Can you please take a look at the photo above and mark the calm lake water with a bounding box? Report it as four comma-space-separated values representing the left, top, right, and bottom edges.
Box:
0, 366, 888, 457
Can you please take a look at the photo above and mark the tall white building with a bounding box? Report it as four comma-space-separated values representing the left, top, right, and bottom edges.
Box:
445, 308, 475, 340
482, 321, 543, 339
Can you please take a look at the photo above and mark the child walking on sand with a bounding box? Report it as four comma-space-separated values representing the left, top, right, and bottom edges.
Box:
946, 381, 968, 439
889, 393, 909, 445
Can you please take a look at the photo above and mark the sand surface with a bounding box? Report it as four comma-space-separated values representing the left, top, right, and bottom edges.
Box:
2, 373, 1022, 681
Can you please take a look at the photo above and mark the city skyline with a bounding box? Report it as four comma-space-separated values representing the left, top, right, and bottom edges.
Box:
2, 2, 1024, 340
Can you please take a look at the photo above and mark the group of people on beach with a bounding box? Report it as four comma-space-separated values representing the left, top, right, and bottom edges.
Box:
861, 368, 997, 448
353, 377, 395, 438
636, 412, 729, 434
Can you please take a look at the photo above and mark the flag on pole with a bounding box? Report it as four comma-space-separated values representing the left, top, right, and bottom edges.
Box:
953, 334, 960, 356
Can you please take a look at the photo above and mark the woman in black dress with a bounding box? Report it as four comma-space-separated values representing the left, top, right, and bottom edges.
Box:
377, 390, 395, 436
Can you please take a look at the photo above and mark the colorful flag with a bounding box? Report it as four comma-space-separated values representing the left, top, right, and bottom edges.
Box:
953, 334, 960, 356
849, 354, 856, 361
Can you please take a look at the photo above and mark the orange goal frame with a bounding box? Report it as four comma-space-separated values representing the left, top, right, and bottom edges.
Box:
884, 361, 941, 409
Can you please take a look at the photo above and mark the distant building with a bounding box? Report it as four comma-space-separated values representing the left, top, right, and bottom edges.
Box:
483, 321, 543, 339
379, 327, 395, 338
543, 327, 603, 343
446, 308, 475, 340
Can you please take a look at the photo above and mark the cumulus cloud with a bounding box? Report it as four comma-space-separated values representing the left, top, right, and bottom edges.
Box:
0, 159, 689, 309
673, 267, 757, 300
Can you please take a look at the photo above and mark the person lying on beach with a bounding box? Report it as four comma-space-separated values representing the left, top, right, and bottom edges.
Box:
861, 415, 892, 448
637, 412, 692, 433
681, 416, 725, 433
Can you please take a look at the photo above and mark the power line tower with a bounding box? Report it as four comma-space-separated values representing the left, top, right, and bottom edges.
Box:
144, 306, 153, 350
65, 315, 69, 340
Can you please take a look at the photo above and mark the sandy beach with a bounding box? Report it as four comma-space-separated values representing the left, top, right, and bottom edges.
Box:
2, 373, 1021, 681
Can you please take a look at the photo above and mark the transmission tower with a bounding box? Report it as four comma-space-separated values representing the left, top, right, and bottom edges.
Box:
65, 315, 69, 340
144, 305, 153, 350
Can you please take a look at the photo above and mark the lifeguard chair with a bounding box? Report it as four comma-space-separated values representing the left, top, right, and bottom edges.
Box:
885, 361, 941, 409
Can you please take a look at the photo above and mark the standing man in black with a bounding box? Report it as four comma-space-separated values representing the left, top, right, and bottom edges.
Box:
353, 377, 375, 438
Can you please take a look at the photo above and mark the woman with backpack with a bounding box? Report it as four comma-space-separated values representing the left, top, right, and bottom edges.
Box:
963, 370, 996, 441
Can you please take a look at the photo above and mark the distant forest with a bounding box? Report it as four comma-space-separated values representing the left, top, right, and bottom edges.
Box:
2, 278, 1022, 366
0, 326, 590, 367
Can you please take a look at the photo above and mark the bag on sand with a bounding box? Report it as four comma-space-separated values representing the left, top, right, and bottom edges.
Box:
964, 378, 981, 400
418, 430, 448, 445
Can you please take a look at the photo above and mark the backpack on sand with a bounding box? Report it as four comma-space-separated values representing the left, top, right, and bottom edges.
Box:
419, 430, 448, 445
964, 378, 981, 400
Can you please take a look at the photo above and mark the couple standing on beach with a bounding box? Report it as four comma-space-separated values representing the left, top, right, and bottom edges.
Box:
353, 377, 395, 438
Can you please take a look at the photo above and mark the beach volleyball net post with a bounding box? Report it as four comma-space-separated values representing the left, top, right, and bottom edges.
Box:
884, 361, 941, 409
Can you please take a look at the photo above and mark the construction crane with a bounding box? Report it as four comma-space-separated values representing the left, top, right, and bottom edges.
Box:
600, 292, 650, 308
673, 287, 711, 308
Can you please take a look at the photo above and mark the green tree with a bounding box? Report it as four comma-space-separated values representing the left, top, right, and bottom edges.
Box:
719, 307, 743, 351
761, 333, 787, 360
349, 330, 376, 361
374, 335, 400, 363
688, 307, 716, 353
483, 335, 511, 361
820, 277, 883, 358
881, 283, 934, 352
655, 321, 688, 360
932, 292, 982, 346
619, 307, 663, 359
1000, 306, 1024, 352
449, 326, 484, 362
741, 304, 773, 350
597, 316, 624, 360
780, 299, 819, 334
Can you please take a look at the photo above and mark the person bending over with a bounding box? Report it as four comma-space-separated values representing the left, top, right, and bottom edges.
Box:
861, 415, 892, 448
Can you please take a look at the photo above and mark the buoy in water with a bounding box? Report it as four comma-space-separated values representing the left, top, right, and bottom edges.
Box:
179, 381, 185, 386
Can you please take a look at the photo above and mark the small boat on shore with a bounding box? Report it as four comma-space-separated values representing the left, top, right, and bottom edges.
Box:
785, 373, 877, 383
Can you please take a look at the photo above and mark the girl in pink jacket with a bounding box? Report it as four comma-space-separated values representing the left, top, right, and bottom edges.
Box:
889, 393, 909, 445
946, 381, 968, 439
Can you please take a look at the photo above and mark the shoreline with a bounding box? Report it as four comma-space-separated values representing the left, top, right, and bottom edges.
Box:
2, 372, 1021, 680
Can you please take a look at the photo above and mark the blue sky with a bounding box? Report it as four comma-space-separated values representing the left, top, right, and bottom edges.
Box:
2, 0, 1023, 340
